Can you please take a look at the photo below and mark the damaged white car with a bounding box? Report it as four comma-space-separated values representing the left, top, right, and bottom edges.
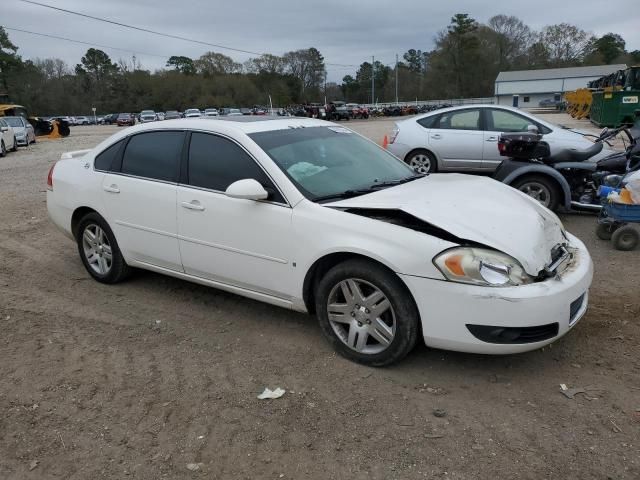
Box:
47, 117, 593, 366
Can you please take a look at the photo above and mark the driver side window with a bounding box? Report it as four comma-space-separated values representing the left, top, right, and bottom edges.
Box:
489, 109, 539, 133
187, 132, 284, 203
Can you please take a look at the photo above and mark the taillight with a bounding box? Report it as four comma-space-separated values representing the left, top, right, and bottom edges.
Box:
390, 127, 399, 144
47, 162, 56, 191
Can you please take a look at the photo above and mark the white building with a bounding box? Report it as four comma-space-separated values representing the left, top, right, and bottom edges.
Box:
494, 64, 626, 107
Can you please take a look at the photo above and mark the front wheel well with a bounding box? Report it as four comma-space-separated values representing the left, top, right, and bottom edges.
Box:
510, 173, 567, 204
302, 252, 414, 315
71, 206, 99, 239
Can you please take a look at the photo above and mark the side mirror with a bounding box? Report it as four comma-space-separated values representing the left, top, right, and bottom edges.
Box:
0, 126, 7, 132
526, 124, 539, 134
225, 179, 269, 201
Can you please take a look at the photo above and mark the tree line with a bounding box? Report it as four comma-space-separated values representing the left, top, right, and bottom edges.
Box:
1, 14, 638, 115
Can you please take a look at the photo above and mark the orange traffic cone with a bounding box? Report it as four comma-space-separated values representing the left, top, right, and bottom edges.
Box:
382, 135, 389, 149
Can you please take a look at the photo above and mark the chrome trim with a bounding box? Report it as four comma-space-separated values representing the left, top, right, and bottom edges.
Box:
570, 201, 602, 212
177, 233, 288, 264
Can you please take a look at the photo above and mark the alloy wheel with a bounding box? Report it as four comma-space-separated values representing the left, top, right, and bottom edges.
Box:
408, 153, 433, 174
326, 278, 396, 354
82, 224, 113, 275
518, 182, 551, 208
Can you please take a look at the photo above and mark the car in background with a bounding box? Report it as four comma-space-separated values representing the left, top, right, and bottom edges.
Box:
184, 108, 202, 118
204, 108, 219, 117
326, 101, 351, 121
165, 111, 182, 120
157, 112, 166, 121
75, 116, 90, 125
46, 117, 593, 366
116, 113, 135, 127
0, 118, 18, 156
388, 105, 613, 174
220, 108, 242, 116
140, 110, 157, 123
539, 99, 561, 108
240, 108, 253, 116
3, 116, 35, 146
101, 114, 117, 125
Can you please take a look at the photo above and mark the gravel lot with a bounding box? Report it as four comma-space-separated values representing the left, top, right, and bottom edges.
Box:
1, 115, 639, 479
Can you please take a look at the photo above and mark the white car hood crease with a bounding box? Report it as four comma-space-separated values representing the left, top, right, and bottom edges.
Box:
326, 174, 566, 276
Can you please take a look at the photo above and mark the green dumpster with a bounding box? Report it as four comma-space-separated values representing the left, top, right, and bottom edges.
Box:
590, 90, 640, 128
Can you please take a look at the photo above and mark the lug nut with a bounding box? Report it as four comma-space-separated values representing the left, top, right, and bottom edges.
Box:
357, 322, 363, 327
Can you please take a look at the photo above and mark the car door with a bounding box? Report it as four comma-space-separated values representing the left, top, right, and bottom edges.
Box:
100, 130, 185, 271
177, 131, 294, 300
0, 119, 13, 150
483, 108, 542, 170
427, 109, 483, 171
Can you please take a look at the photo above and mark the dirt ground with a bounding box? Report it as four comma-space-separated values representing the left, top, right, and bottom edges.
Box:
1, 116, 639, 479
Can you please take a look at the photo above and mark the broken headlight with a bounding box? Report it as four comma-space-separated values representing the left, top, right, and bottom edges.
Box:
433, 247, 533, 287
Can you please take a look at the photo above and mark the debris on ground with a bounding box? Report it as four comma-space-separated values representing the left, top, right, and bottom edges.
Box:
29, 460, 39, 471
559, 384, 604, 400
433, 408, 447, 418
257, 387, 286, 400
186, 463, 204, 471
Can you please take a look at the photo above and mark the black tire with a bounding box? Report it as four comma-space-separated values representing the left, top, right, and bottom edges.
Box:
612, 225, 639, 251
0, 140, 5, 157
11, 137, 18, 151
405, 149, 437, 174
76, 212, 131, 283
315, 259, 419, 367
511, 174, 560, 211
596, 222, 618, 241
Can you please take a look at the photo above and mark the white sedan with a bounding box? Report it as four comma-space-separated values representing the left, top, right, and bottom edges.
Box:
47, 117, 593, 366
0, 117, 18, 156
388, 105, 612, 174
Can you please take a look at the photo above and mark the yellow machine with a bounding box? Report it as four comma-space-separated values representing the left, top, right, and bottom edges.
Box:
564, 88, 593, 120
0, 104, 70, 138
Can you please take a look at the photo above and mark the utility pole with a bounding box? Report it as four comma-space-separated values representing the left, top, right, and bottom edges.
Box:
395, 53, 399, 104
371, 56, 375, 106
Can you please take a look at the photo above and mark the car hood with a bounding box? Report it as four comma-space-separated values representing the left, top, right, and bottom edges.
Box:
326, 174, 566, 276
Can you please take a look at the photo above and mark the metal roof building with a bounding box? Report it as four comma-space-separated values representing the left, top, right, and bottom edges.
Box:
494, 64, 627, 107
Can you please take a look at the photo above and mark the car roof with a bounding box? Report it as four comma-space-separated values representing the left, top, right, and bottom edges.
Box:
123, 116, 331, 135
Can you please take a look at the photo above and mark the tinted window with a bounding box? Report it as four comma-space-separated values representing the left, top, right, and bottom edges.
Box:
121, 131, 184, 181
417, 115, 438, 129
435, 109, 480, 130
188, 133, 283, 202
95, 140, 123, 171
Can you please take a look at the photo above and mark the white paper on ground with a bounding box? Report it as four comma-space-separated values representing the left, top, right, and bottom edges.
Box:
257, 387, 286, 400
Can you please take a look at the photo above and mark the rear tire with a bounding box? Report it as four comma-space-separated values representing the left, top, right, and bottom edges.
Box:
76, 212, 131, 283
405, 149, 437, 174
0, 141, 6, 157
11, 137, 18, 151
315, 259, 419, 367
612, 225, 639, 251
596, 223, 618, 241
511, 175, 560, 211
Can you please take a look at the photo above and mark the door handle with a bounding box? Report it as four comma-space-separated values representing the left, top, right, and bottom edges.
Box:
103, 184, 120, 193
430, 134, 442, 139
486, 136, 498, 142
181, 201, 205, 211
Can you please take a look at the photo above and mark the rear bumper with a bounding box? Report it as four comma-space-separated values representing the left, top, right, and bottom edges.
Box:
387, 142, 412, 161
47, 191, 74, 240
399, 234, 593, 354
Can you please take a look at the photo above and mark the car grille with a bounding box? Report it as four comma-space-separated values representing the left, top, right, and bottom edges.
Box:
569, 294, 586, 325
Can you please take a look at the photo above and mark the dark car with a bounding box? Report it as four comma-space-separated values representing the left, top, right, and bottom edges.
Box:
326, 101, 351, 121
116, 113, 135, 126
164, 110, 182, 120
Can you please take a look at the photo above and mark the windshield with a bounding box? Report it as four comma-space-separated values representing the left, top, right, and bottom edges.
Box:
5, 117, 23, 127
141, 110, 154, 115
250, 126, 416, 201
186, 109, 199, 114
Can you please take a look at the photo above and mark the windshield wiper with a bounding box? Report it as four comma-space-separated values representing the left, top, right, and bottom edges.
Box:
313, 175, 426, 203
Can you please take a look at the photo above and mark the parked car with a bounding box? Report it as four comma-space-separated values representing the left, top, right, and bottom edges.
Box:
539, 99, 561, 108
116, 113, 135, 127
164, 110, 182, 120
0, 117, 18, 155
220, 108, 242, 116
388, 105, 614, 174
3, 116, 36, 146
204, 108, 219, 117
101, 114, 118, 125
156, 112, 166, 121
184, 108, 202, 118
47, 117, 593, 366
139, 110, 157, 123
326, 101, 351, 121
75, 116, 90, 125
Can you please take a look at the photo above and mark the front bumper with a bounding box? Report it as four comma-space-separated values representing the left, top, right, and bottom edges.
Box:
399, 234, 593, 354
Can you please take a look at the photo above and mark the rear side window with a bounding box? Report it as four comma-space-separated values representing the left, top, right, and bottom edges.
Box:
121, 131, 184, 182
417, 115, 439, 129
188, 132, 283, 202
94, 140, 123, 171
436, 109, 481, 130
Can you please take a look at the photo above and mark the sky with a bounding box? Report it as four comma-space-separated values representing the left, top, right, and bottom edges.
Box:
2, 0, 639, 82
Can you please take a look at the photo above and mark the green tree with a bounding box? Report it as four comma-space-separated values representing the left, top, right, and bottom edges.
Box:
539, 23, 590, 67
166, 55, 196, 75
195, 52, 241, 76
282, 48, 326, 97
0, 27, 22, 97
589, 33, 626, 64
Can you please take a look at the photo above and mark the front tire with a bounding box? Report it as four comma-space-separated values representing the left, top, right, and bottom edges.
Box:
76, 213, 131, 283
512, 175, 560, 211
11, 137, 18, 151
0, 140, 6, 157
315, 259, 419, 366
405, 149, 437, 174
612, 225, 639, 251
